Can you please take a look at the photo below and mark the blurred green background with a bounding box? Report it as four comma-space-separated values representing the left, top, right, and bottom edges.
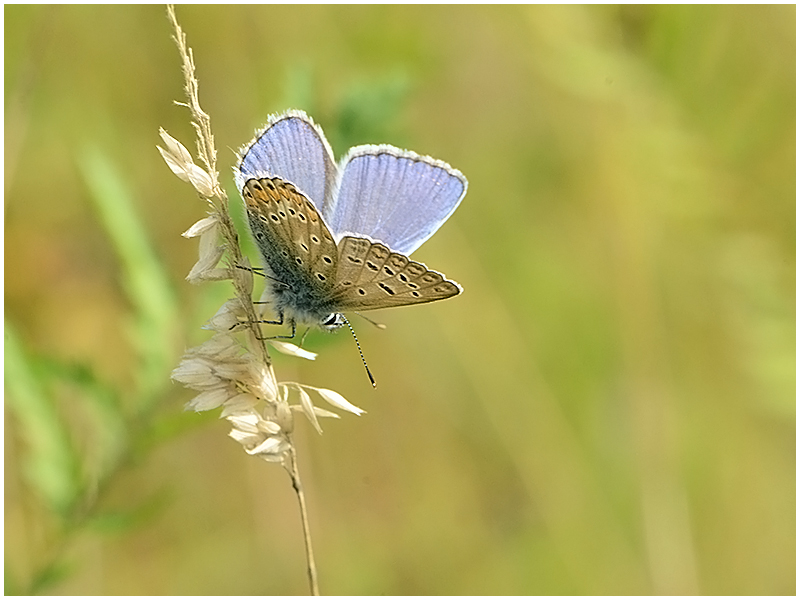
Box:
4, 5, 795, 595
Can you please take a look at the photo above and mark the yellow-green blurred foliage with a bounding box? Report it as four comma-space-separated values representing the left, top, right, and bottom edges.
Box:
5, 5, 794, 595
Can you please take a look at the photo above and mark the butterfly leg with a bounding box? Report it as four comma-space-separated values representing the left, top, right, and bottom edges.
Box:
235, 263, 265, 276
234, 263, 292, 293
247, 310, 297, 340
227, 309, 297, 340
299, 326, 312, 347
263, 315, 297, 340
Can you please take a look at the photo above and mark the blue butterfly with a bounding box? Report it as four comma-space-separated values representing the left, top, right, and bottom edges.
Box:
234, 110, 467, 337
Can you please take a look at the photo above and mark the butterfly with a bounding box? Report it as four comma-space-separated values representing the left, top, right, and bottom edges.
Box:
233, 109, 467, 340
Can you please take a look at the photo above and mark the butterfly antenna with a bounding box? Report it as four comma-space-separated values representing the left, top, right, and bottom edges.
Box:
354, 312, 387, 330
342, 316, 376, 388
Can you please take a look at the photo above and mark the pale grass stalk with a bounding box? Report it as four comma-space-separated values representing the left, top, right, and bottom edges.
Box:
162, 5, 350, 594
285, 446, 320, 596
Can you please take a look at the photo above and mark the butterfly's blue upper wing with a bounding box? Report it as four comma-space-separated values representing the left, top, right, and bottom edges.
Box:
325, 145, 467, 256
234, 110, 337, 210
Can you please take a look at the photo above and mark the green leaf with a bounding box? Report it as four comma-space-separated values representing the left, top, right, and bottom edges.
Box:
86, 487, 171, 535
28, 557, 74, 595
4, 321, 82, 514
76, 146, 180, 409
40, 358, 129, 479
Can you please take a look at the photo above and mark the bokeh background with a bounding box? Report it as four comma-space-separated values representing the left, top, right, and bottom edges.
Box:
4, 5, 795, 595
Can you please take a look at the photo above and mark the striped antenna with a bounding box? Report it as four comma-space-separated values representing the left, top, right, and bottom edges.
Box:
342, 315, 376, 388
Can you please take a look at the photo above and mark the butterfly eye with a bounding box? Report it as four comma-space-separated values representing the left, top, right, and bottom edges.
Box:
320, 313, 344, 330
